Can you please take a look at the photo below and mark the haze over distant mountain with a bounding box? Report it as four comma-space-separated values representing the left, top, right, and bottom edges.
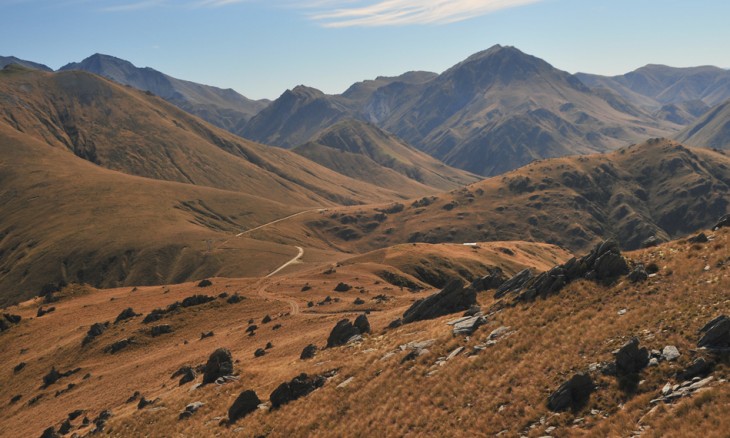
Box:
676, 98, 730, 149
242, 45, 676, 176
60, 53, 269, 133
293, 119, 479, 194
576, 65, 730, 110
0, 55, 52, 72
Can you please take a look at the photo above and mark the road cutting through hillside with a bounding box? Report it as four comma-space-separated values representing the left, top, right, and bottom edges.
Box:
253, 245, 304, 315
235, 209, 326, 237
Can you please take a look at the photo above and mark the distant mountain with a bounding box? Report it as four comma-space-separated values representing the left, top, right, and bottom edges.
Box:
676, 99, 730, 149
60, 53, 268, 133
243, 45, 675, 176
654, 100, 710, 125
577, 64, 730, 109
0, 55, 52, 71
294, 119, 479, 194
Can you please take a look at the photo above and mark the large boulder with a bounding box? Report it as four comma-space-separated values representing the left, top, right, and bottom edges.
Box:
228, 390, 261, 423
401, 279, 477, 324
615, 337, 649, 374
114, 308, 139, 324
202, 348, 233, 384
326, 319, 361, 348
547, 373, 594, 412
354, 314, 371, 334
698, 315, 730, 349
300, 344, 317, 360
269, 373, 326, 409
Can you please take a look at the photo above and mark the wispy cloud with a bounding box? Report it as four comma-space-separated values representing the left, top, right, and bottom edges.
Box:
101, 0, 166, 12
305, 0, 544, 27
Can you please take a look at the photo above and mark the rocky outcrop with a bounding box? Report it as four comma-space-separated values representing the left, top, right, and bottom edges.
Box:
228, 390, 260, 423
401, 279, 477, 324
82, 322, 109, 346
448, 314, 487, 336
713, 214, 729, 230
698, 315, 729, 349
471, 267, 507, 292
0, 313, 21, 332
150, 325, 173, 337
202, 348, 233, 384
354, 314, 371, 334
105, 338, 134, 354
615, 338, 649, 374
114, 308, 140, 324
270, 373, 326, 409
181, 295, 215, 307
179, 402, 204, 420
300, 344, 317, 360
172, 366, 196, 385
326, 318, 365, 348
678, 357, 714, 381
197, 279, 213, 288
334, 282, 352, 292
493, 269, 532, 298
547, 373, 594, 412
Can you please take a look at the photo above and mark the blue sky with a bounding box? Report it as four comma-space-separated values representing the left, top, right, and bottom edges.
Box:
2, 0, 729, 100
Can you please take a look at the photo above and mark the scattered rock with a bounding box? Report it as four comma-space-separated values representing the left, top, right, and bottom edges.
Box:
354, 314, 371, 334
269, 373, 325, 409
228, 390, 261, 423
68, 410, 84, 421
653, 376, 715, 404
200, 331, 214, 339
678, 357, 714, 380
337, 377, 355, 389
1, 313, 21, 331
401, 279, 476, 324
326, 319, 365, 348
182, 295, 215, 307
36, 307, 55, 317
93, 410, 112, 433
494, 269, 533, 298
150, 325, 173, 337
471, 267, 508, 292
300, 344, 317, 360
688, 233, 709, 244
713, 214, 730, 230
197, 279, 213, 288
137, 397, 155, 409
661, 346, 680, 361
628, 264, 648, 283
246, 324, 258, 333
58, 420, 72, 435
105, 338, 134, 354
226, 294, 244, 304
202, 348, 234, 384
254, 348, 266, 357
40, 426, 59, 438
126, 391, 141, 403
13, 362, 25, 373
353, 297, 365, 305
334, 282, 352, 292
42, 367, 80, 388
262, 315, 272, 324
698, 315, 729, 349
547, 373, 594, 412
615, 338, 649, 375
463, 305, 481, 317
10, 394, 21, 404
489, 326, 512, 340
272, 324, 282, 330
450, 315, 486, 336
172, 366, 196, 385
82, 322, 109, 346
179, 401, 204, 420
114, 308, 140, 324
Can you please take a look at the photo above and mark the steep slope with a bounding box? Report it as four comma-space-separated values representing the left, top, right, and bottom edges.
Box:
0, 55, 52, 72
654, 100, 710, 125
676, 99, 730, 149
254, 139, 729, 254
577, 64, 730, 108
0, 67, 411, 206
59, 54, 268, 132
293, 119, 479, 192
241, 45, 676, 176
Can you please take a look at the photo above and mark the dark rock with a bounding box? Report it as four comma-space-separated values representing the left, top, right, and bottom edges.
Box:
401, 279, 476, 324
269, 373, 325, 409
93, 410, 112, 432
36, 307, 55, 317
262, 315, 272, 324
68, 410, 84, 421
628, 264, 648, 283
301, 284, 312, 292
388, 318, 403, 329
698, 315, 730, 349
226, 294, 244, 304
39, 426, 59, 438
142, 309, 165, 324
353, 298, 365, 305
642, 236, 661, 248
13, 362, 26, 373
451, 315, 487, 335
228, 390, 260, 423
494, 269, 533, 298
471, 267, 508, 292
137, 397, 155, 409
688, 233, 709, 244
202, 348, 233, 384
126, 391, 141, 403
197, 279, 213, 288
10, 394, 22, 404
200, 331, 214, 339
114, 308, 140, 324
615, 337, 649, 374
713, 214, 730, 230
354, 314, 371, 334
150, 325, 173, 337
58, 420, 72, 435
547, 373, 594, 412
172, 366, 196, 385
181, 294, 215, 307
246, 324, 258, 333
265, 342, 273, 349
105, 338, 134, 354
254, 348, 266, 357
218, 292, 229, 299
326, 319, 361, 348
178, 401, 204, 420
3, 313, 21, 324
42, 367, 61, 387
272, 324, 282, 330
678, 357, 714, 381
82, 322, 109, 346
334, 282, 352, 292
307, 301, 314, 308
463, 305, 481, 317
377, 271, 422, 290
300, 344, 317, 360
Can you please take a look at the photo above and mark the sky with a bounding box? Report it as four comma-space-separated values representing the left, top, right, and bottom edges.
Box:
2, 0, 729, 100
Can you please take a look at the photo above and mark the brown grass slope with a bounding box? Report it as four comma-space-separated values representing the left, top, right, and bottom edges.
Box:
1, 229, 727, 437
294, 119, 480, 193
0, 65, 414, 206
254, 139, 729, 254
0, 121, 317, 305
676, 99, 730, 149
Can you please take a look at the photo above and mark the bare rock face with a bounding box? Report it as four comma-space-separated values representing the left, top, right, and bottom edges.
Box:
401, 279, 477, 324
494, 269, 533, 299
202, 348, 233, 384
615, 337, 649, 375
547, 373, 594, 412
269, 373, 326, 409
698, 315, 729, 349
228, 390, 260, 423
471, 267, 508, 292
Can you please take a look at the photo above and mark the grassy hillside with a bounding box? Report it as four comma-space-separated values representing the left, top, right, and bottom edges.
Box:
677, 99, 730, 149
